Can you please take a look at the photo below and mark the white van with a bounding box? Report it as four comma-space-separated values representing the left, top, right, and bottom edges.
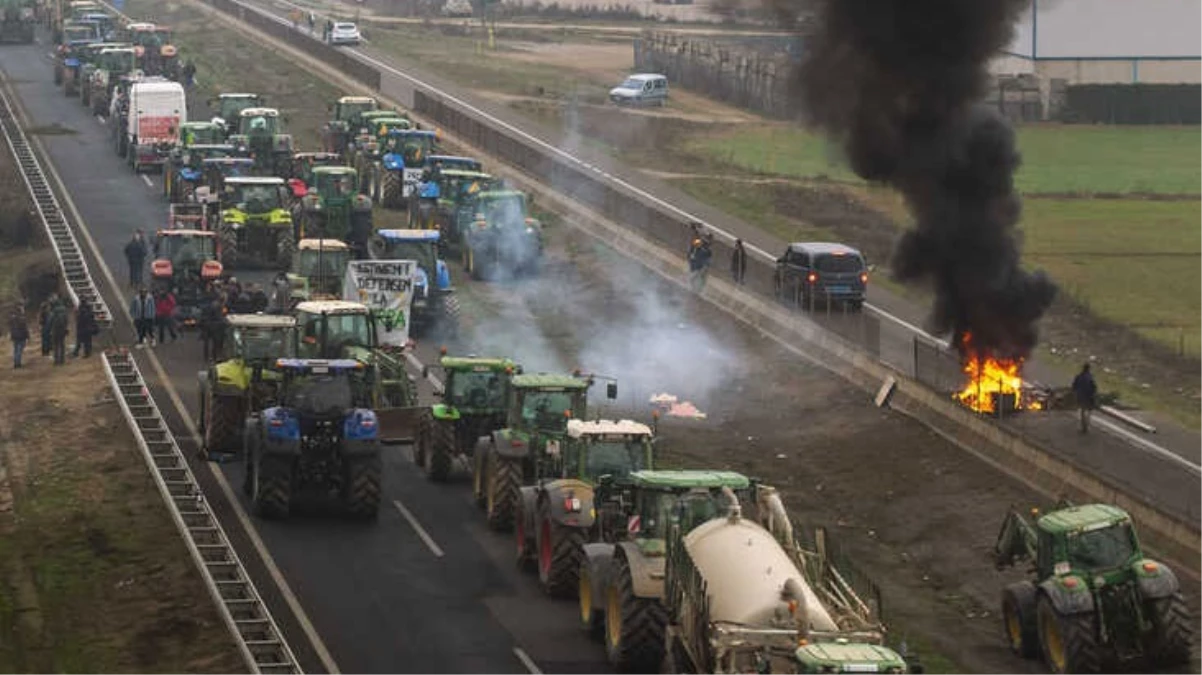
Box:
125, 79, 186, 172
609, 73, 669, 107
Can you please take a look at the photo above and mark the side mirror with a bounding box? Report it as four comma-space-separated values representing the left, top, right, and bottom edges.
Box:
606, 382, 617, 400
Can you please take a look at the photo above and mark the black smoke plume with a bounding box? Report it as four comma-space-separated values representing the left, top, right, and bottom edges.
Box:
794, 0, 1057, 360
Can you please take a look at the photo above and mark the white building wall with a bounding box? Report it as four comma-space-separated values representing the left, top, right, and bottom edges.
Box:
1006, 0, 1201, 59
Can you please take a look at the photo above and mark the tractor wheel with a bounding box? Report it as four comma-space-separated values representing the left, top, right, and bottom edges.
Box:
471, 446, 487, 508
250, 454, 292, 519
604, 549, 667, 672
219, 225, 239, 268
413, 412, 431, 471
425, 417, 455, 482
514, 497, 536, 573
1002, 582, 1039, 659
578, 559, 604, 641
277, 228, 295, 270
381, 171, 401, 209
1146, 592, 1192, 667
536, 502, 585, 598
485, 450, 520, 531
204, 391, 243, 455
1036, 595, 1100, 674
436, 294, 460, 340
343, 455, 382, 520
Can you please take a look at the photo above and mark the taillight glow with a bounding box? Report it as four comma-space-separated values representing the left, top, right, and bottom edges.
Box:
860, 272, 868, 284
807, 272, 817, 284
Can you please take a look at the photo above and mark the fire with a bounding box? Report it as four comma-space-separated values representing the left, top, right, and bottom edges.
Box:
953, 333, 1041, 414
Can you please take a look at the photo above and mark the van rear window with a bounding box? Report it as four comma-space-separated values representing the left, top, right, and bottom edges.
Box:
815, 254, 863, 273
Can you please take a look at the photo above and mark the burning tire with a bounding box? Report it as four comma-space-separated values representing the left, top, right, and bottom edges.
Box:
536, 503, 584, 598
485, 449, 520, 531
1036, 595, 1100, 674
1002, 581, 1039, 659
1147, 592, 1191, 668
343, 455, 381, 520
605, 549, 666, 672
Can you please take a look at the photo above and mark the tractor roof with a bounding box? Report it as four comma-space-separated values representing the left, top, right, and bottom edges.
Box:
225, 314, 297, 328
186, 143, 236, 152
629, 470, 750, 490
312, 166, 356, 175
476, 190, 525, 200
567, 419, 652, 439
181, 121, 221, 130
224, 176, 286, 185
298, 238, 350, 251
512, 373, 590, 390
126, 21, 156, 30
274, 358, 364, 372
294, 151, 341, 160
377, 229, 440, 242
203, 157, 254, 165
295, 300, 368, 315
440, 356, 516, 371
339, 95, 377, 104
156, 229, 214, 237
429, 154, 477, 164
220, 92, 260, 99
441, 169, 492, 180
390, 129, 435, 138
1038, 504, 1131, 535
239, 107, 279, 117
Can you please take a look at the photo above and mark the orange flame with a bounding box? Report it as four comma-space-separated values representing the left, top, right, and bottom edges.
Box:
953, 332, 1042, 413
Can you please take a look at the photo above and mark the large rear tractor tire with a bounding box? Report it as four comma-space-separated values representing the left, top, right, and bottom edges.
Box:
578, 560, 604, 641
435, 293, 460, 340
250, 455, 292, 519
1037, 595, 1100, 674
1146, 592, 1192, 668
219, 225, 239, 269
203, 390, 244, 455
1002, 582, 1039, 659
381, 171, 401, 209
514, 498, 536, 573
344, 455, 382, 520
536, 503, 585, 598
605, 550, 667, 672
276, 228, 295, 270
485, 450, 521, 531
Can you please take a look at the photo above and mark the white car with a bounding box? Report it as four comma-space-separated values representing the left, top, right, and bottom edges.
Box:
328, 22, 361, 46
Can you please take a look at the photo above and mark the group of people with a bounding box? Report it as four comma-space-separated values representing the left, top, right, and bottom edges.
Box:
685, 221, 748, 293
6, 292, 98, 369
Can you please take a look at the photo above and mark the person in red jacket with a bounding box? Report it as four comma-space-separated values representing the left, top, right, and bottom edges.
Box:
155, 289, 178, 345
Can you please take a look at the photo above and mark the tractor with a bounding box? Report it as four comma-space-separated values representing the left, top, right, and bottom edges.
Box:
286, 152, 343, 201
415, 168, 499, 252
150, 228, 222, 326
76, 42, 126, 110
241, 358, 383, 520
197, 313, 297, 458
347, 115, 412, 198
994, 501, 1192, 673
461, 189, 543, 281
167, 202, 208, 230
516, 418, 653, 598
321, 95, 379, 158
287, 238, 352, 305
125, 23, 179, 80
293, 166, 373, 259
472, 372, 605, 532
346, 109, 413, 162
227, 107, 294, 177
367, 229, 459, 339
83, 45, 135, 116
0, 0, 36, 43
209, 92, 264, 139
413, 354, 521, 482
373, 128, 440, 209
214, 176, 295, 269
55, 23, 97, 94
164, 142, 236, 203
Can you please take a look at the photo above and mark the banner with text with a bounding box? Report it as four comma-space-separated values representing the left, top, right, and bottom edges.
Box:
344, 260, 416, 347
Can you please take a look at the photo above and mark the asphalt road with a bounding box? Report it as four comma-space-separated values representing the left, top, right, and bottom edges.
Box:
0, 38, 613, 674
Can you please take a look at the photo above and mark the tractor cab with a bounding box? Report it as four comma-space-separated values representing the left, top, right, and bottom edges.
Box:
273, 357, 375, 416
295, 300, 378, 360
380, 129, 438, 171
288, 239, 352, 304
229, 107, 293, 176
426, 155, 481, 173
368, 229, 450, 299
77, 12, 114, 39
322, 95, 380, 155
219, 176, 290, 213
560, 419, 652, 483
151, 229, 221, 286
421, 169, 497, 239
295, 167, 373, 252
439, 356, 518, 415
199, 156, 255, 200
461, 190, 543, 280
288, 152, 343, 198
352, 110, 409, 147
510, 374, 591, 437
178, 121, 224, 148
607, 470, 751, 544
211, 93, 264, 136
1035, 505, 1141, 579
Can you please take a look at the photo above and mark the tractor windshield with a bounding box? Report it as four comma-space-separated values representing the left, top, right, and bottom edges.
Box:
241, 115, 279, 136
226, 184, 283, 210
97, 50, 133, 71
297, 249, 350, 278
393, 134, 434, 164
584, 440, 647, 479
182, 126, 221, 146
156, 235, 214, 265
448, 370, 506, 409
377, 240, 436, 276
444, 175, 490, 204
1066, 523, 1137, 571
480, 196, 527, 229
299, 313, 374, 357
338, 100, 376, 122
285, 374, 353, 416
235, 326, 292, 362
314, 171, 357, 197
220, 97, 259, 121
63, 25, 92, 42
519, 390, 575, 432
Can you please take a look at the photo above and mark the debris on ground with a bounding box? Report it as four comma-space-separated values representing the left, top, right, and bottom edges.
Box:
649, 392, 707, 419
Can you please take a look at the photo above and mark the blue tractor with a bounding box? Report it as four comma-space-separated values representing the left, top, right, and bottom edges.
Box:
375, 129, 440, 210
367, 229, 460, 339
241, 358, 383, 520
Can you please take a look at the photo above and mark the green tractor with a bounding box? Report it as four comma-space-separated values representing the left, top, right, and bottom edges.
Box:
413, 354, 520, 482
286, 151, 343, 200
349, 117, 413, 199
516, 417, 654, 598
228, 107, 294, 177
321, 95, 379, 158
214, 176, 296, 269
287, 238, 352, 305
346, 109, 413, 163
78, 43, 129, 111
209, 92, 264, 139
0, 0, 36, 44
472, 372, 606, 532
994, 501, 1192, 673
293, 166, 373, 259
197, 314, 297, 459
461, 189, 544, 281
412, 168, 498, 252
164, 142, 236, 203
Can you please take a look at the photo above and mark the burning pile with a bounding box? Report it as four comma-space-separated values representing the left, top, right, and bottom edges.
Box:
649, 393, 708, 420
954, 333, 1041, 414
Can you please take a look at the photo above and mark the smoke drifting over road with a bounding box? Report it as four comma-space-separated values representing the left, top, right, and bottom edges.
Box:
794, 0, 1057, 359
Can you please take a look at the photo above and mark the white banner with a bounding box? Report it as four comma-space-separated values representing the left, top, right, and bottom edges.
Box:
344, 260, 417, 347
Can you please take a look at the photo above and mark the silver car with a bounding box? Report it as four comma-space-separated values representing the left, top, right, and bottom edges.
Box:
328, 22, 361, 46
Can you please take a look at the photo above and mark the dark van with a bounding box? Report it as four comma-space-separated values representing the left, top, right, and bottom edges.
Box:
773, 242, 868, 310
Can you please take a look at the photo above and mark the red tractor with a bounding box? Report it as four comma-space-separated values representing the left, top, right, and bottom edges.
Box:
151, 229, 223, 327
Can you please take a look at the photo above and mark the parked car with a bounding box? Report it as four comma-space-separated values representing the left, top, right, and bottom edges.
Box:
328, 22, 361, 45
608, 73, 668, 107
441, 0, 473, 16
773, 242, 869, 310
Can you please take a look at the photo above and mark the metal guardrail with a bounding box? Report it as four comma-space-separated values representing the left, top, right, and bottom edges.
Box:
0, 77, 111, 326
101, 349, 300, 674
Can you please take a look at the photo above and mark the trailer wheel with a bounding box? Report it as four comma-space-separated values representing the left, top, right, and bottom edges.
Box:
605, 550, 666, 672
1147, 592, 1191, 667
1002, 581, 1039, 659
1037, 595, 1100, 674
485, 449, 520, 531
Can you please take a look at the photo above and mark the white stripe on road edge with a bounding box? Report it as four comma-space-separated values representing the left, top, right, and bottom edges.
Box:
1094, 417, 1201, 475
392, 500, 445, 558
20, 95, 343, 675
512, 647, 542, 674
140, 174, 152, 188
404, 350, 444, 392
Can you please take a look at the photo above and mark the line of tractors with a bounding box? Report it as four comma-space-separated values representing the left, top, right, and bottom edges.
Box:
30, 5, 1198, 674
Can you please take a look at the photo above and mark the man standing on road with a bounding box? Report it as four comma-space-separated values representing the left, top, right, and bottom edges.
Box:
73, 300, 97, 358
130, 287, 156, 348
48, 297, 69, 366
687, 234, 713, 293
124, 229, 148, 288
155, 289, 178, 345
307, 11, 316, 34
1072, 363, 1098, 433
182, 60, 197, 89
730, 238, 747, 285
38, 295, 53, 356
9, 302, 28, 369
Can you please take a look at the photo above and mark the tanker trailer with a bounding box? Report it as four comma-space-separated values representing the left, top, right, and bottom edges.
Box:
663, 492, 915, 674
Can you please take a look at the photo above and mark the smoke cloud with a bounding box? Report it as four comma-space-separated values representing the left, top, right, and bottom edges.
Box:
794, 0, 1056, 360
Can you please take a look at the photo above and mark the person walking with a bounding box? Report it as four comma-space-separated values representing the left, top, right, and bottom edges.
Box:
201, 296, 225, 362
48, 297, 69, 366
1072, 363, 1098, 434
155, 289, 178, 345
687, 234, 713, 293
130, 287, 156, 348
73, 300, 97, 358
9, 302, 29, 369
38, 295, 53, 356
124, 230, 148, 288
730, 237, 747, 285
307, 11, 316, 33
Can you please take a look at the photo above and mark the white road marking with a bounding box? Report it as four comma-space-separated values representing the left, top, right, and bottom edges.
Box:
1094, 417, 1201, 475
512, 647, 542, 674
17, 96, 343, 675
404, 350, 444, 392
392, 499, 445, 558
140, 173, 153, 187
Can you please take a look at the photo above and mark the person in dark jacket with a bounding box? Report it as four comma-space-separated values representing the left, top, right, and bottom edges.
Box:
687, 235, 713, 293
9, 302, 29, 368
1072, 363, 1098, 433
730, 238, 747, 285
249, 283, 269, 313
130, 287, 156, 347
201, 297, 225, 362
124, 230, 148, 287
38, 296, 53, 356
73, 301, 97, 358
48, 297, 69, 365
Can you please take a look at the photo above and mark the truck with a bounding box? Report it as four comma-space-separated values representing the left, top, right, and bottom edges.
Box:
367, 229, 459, 339
0, 0, 37, 43
122, 79, 186, 173
994, 501, 1191, 673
